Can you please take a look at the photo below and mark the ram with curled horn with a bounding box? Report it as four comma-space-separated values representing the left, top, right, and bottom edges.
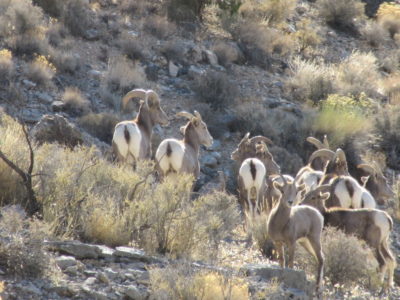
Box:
155, 110, 213, 179
112, 89, 169, 166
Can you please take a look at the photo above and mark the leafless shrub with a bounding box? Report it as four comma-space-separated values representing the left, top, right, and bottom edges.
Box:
212, 41, 242, 67
382, 73, 400, 105
379, 15, 400, 39
193, 70, 238, 109
78, 113, 120, 143
161, 39, 186, 64
46, 23, 68, 47
61, 87, 91, 116
62, 0, 93, 37
143, 15, 177, 39
26, 55, 56, 86
119, 32, 146, 61
51, 51, 80, 74
103, 56, 146, 94
361, 20, 390, 48
379, 49, 400, 73
119, 0, 149, 15
165, 0, 210, 23
33, 0, 64, 17
8, 31, 49, 57
0, 49, 14, 82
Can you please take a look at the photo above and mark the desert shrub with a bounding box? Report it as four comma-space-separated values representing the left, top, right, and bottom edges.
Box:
26, 55, 56, 86
382, 73, 400, 105
192, 70, 238, 109
50, 51, 80, 74
379, 49, 400, 73
377, 3, 400, 39
0, 0, 44, 37
212, 41, 242, 67
161, 39, 186, 64
143, 15, 177, 39
285, 58, 333, 104
374, 107, 400, 170
314, 94, 375, 146
239, 0, 295, 26
0, 115, 30, 205
100, 87, 121, 111
78, 113, 120, 143
33, 0, 64, 17
46, 22, 68, 47
316, 0, 365, 32
8, 31, 49, 57
0, 206, 51, 278
102, 56, 146, 94
150, 264, 249, 300
119, 0, 150, 15
61, 87, 91, 116
251, 213, 275, 259
62, 0, 93, 37
118, 32, 145, 61
296, 227, 377, 287
0, 49, 14, 82
166, 0, 211, 23
361, 20, 389, 48
335, 51, 380, 98
294, 19, 322, 53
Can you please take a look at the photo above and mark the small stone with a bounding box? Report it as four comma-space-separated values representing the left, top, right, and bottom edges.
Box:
124, 286, 143, 300
210, 151, 222, 162
22, 79, 36, 88
36, 92, 53, 103
201, 155, 218, 168
51, 101, 66, 112
85, 29, 100, 41
56, 255, 77, 270
203, 50, 218, 66
64, 266, 78, 276
88, 70, 102, 80
169, 61, 179, 77
84, 277, 97, 286
98, 272, 110, 284
104, 268, 119, 280
188, 65, 205, 79
209, 139, 221, 151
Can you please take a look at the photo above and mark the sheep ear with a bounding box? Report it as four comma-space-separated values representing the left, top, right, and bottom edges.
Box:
180, 126, 185, 134
320, 192, 330, 201
273, 181, 283, 190
192, 117, 200, 126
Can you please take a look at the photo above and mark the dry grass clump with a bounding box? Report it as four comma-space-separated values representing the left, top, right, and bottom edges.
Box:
285, 58, 333, 104
33, 0, 64, 17
239, 0, 296, 26
61, 87, 91, 116
361, 20, 389, 48
251, 213, 275, 259
150, 264, 249, 300
0, 206, 51, 278
46, 23, 68, 47
382, 73, 400, 105
119, 0, 149, 15
192, 70, 238, 110
377, 3, 400, 39
51, 51, 80, 74
0, 49, 14, 82
143, 15, 177, 39
161, 39, 186, 64
103, 56, 146, 93
294, 19, 322, 53
78, 113, 120, 143
26, 55, 56, 86
335, 51, 380, 98
297, 227, 378, 287
316, 0, 365, 32
379, 49, 400, 74
118, 32, 146, 61
212, 41, 242, 67
165, 0, 210, 23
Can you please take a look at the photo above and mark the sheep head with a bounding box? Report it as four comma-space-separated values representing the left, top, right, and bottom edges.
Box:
177, 110, 213, 147
231, 133, 273, 163
300, 186, 331, 213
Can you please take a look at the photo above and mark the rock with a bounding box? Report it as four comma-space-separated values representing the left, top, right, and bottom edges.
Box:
98, 272, 110, 284
50, 284, 79, 297
114, 246, 163, 263
187, 45, 203, 63
124, 286, 144, 300
56, 255, 77, 270
203, 49, 219, 66
36, 92, 53, 103
241, 264, 312, 295
210, 151, 222, 162
22, 79, 36, 88
84, 277, 97, 286
209, 139, 221, 151
104, 268, 119, 280
21, 108, 42, 123
85, 29, 100, 41
96, 245, 116, 259
188, 65, 205, 79
362, 0, 385, 17
88, 70, 102, 80
201, 154, 218, 168
169, 61, 179, 77
45, 240, 100, 259
32, 114, 83, 148
64, 266, 79, 276
51, 101, 66, 112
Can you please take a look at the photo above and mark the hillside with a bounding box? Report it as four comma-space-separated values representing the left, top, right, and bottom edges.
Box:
1, 0, 400, 299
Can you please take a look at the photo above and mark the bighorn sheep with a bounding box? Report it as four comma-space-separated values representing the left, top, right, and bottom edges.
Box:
300, 188, 396, 288
267, 176, 324, 294
155, 111, 213, 179
231, 133, 280, 176
112, 89, 169, 165
305, 136, 394, 203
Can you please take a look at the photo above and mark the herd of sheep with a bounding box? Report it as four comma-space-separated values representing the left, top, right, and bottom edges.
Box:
111, 88, 397, 295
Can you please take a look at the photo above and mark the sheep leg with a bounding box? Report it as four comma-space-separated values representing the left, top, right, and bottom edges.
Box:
381, 239, 396, 289
286, 240, 296, 269
275, 242, 285, 268
309, 237, 324, 294
374, 246, 387, 287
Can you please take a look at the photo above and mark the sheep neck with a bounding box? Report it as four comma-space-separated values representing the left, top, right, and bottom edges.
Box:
270, 193, 291, 230
183, 122, 200, 154
135, 105, 154, 140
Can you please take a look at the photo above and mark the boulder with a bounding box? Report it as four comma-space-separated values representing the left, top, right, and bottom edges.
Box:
31, 114, 83, 148
45, 240, 101, 259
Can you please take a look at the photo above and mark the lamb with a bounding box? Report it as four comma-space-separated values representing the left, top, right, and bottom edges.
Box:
267, 176, 324, 294
155, 110, 213, 179
112, 89, 169, 165
300, 188, 396, 288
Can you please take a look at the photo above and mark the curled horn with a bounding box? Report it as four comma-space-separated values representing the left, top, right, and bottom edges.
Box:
312, 184, 331, 194
121, 89, 147, 110
336, 148, 347, 163
240, 132, 251, 144
145, 90, 160, 105
306, 137, 325, 149
193, 110, 202, 120
250, 136, 273, 145
323, 135, 330, 149
357, 164, 376, 176
308, 149, 335, 165
176, 111, 194, 120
